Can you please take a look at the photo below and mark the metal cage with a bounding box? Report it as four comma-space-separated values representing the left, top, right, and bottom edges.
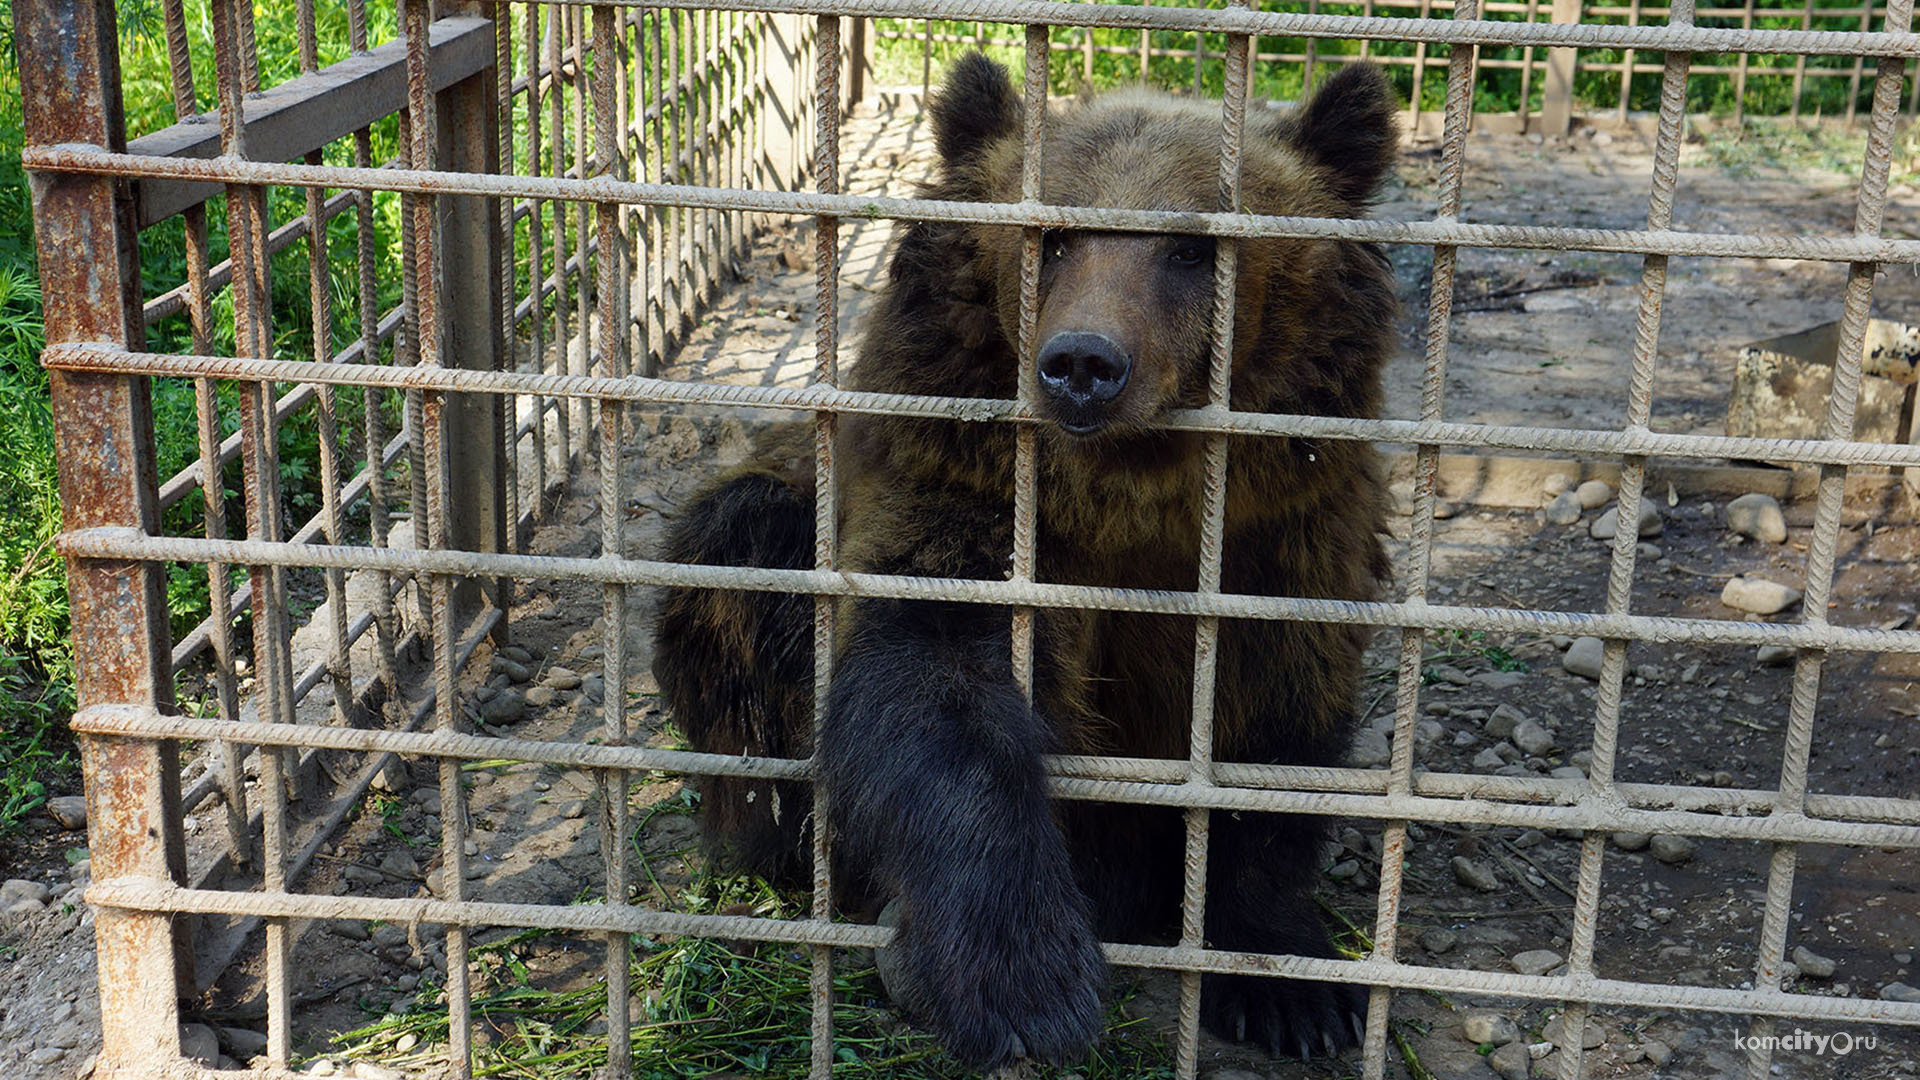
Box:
16, 1, 1920, 1079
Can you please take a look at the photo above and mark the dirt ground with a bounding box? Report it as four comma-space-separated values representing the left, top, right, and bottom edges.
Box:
4, 101, 1920, 1080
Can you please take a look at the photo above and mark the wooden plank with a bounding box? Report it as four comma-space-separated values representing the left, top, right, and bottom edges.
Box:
129, 15, 494, 228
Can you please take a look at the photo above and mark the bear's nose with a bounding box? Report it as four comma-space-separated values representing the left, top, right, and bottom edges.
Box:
1037, 331, 1132, 408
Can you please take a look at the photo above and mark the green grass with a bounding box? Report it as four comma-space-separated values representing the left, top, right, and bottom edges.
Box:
871, 0, 1920, 118
327, 868, 1178, 1080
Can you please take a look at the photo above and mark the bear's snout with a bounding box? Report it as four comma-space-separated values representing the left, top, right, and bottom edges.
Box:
1037, 331, 1132, 434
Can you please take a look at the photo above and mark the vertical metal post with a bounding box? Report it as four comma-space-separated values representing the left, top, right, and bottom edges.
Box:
810, 20, 842, 1077
1363, 0, 1479, 1074
433, 0, 510, 636
19, 2, 188, 1071
1542, 0, 1583, 135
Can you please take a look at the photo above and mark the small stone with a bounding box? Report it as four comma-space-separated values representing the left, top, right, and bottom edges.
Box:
499, 645, 533, 663
180, 1023, 221, 1065
1549, 765, 1585, 779
1511, 949, 1564, 976
1486, 704, 1527, 740
1472, 746, 1507, 770
1512, 718, 1557, 756
1452, 856, 1501, 892
1643, 1039, 1674, 1066
1590, 501, 1662, 539
1792, 945, 1837, 979
524, 685, 556, 708
1880, 981, 1920, 1002
1895, 951, 1913, 965
1721, 577, 1802, 615
1575, 480, 1613, 509
352, 1063, 405, 1080
1349, 729, 1391, 768
1489, 1040, 1532, 1080
1, 879, 51, 905
1327, 859, 1360, 881
378, 848, 419, 879
1414, 719, 1447, 746
1649, 834, 1697, 864
1612, 831, 1651, 852
305, 1059, 339, 1077
1636, 542, 1663, 560
479, 689, 528, 725
395, 1032, 419, 1053
1545, 490, 1583, 525
372, 924, 409, 948
490, 656, 533, 683
1542, 1014, 1605, 1049
1421, 928, 1458, 954
29, 1047, 66, 1065
1430, 664, 1472, 686
544, 667, 582, 690
1756, 645, 1795, 667
1563, 637, 1605, 680
222, 1027, 268, 1061
581, 674, 605, 703
1726, 492, 1788, 544
1512, 829, 1546, 849
1471, 670, 1527, 692
1543, 474, 1574, 496
46, 796, 87, 830
1462, 1012, 1521, 1046
332, 920, 372, 942
561, 799, 588, 820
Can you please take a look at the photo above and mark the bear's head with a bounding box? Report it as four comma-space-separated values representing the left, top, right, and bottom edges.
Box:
928, 53, 1399, 443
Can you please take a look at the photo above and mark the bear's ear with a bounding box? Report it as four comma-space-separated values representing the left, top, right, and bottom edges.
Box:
930, 52, 1021, 170
1273, 64, 1400, 205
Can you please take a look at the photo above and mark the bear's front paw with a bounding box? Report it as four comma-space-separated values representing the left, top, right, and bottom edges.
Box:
1202, 972, 1366, 1061
884, 889, 1107, 1069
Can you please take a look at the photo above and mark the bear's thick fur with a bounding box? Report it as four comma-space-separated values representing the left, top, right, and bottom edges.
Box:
654, 54, 1399, 1069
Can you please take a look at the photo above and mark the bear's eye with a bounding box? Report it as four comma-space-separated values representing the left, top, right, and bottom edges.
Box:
1042, 232, 1068, 263
1167, 241, 1210, 268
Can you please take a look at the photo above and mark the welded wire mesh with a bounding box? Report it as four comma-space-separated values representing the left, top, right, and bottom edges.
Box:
16, 1, 1920, 1080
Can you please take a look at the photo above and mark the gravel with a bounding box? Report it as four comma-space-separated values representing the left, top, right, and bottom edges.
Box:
1489, 1040, 1532, 1080
1649, 834, 1698, 864
1511, 949, 1564, 976
1725, 492, 1788, 543
1792, 945, 1837, 979
45, 796, 87, 831
1462, 1012, 1521, 1046
1562, 636, 1606, 679
1545, 490, 1583, 525
1452, 857, 1502, 892
1574, 480, 1613, 509
1589, 501, 1662, 540
1512, 718, 1557, 756
1720, 576, 1802, 615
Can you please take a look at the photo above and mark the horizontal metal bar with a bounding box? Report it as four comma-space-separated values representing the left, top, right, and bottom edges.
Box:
24, 147, 1920, 265
55, 530, 1920, 657
127, 17, 495, 227
44, 344, 1920, 471
525, 0, 1920, 58
77, 878, 1920, 1027
70, 707, 1920, 847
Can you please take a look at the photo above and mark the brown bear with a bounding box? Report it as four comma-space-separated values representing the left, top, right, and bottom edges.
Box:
653, 53, 1398, 1070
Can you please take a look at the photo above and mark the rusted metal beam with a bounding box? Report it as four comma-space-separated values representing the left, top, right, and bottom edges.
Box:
17, 0, 189, 1071
429, 12, 511, 639
129, 14, 495, 228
